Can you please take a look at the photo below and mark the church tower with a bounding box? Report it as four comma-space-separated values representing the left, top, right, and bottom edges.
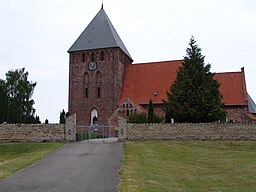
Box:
68, 6, 133, 125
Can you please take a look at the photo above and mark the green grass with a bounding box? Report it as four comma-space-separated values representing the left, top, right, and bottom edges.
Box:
119, 141, 256, 192
0, 143, 63, 179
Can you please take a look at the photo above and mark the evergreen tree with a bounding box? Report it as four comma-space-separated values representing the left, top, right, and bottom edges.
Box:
165, 37, 226, 123
59, 109, 66, 124
0, 80, 8, 123
45, 119, 49, 124
148, 98, 155, 123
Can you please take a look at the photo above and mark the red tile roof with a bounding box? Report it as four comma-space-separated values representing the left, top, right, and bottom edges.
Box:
119, 60, 248, 106
214, 72, 247, 106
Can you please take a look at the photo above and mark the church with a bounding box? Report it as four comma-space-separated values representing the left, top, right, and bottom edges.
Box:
68, 6, 256, 125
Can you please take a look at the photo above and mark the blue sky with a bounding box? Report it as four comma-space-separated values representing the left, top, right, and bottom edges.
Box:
0, 0, 255, 122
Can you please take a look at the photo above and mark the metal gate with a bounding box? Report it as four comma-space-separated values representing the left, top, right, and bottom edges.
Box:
76, 121, 118, 141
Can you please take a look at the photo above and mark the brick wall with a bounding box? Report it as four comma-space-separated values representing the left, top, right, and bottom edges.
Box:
118, 117, 256, 141
0, 114, 76, 142
69, 48, 132, 125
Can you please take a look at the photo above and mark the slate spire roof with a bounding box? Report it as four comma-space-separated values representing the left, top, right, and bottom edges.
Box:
68, 7, 132, 60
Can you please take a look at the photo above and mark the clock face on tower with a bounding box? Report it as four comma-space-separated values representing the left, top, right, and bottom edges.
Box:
88, 62, 97, 71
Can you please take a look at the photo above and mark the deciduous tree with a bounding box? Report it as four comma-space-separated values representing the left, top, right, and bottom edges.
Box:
0, 68, 38, 123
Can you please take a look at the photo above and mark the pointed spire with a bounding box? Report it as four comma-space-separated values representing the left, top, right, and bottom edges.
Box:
68, 8, 132, 60
101, 0, 103, 9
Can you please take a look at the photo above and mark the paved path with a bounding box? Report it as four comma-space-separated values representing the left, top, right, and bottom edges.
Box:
0, 140, 123, 192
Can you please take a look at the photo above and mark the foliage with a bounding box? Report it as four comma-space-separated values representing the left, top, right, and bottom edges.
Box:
128, 113, 147, 123
119, 141, 256, 192
66, 112, 70, 118
59, 109, 66, 124
164, 37, 226, 123
0, 68, 39, 123
45, 119, 49, 124
0, 143, 63, 178
147, 98, 154, 123
128, 112, 163, 124
153, 114, 164, 124
0, 79, 8, 123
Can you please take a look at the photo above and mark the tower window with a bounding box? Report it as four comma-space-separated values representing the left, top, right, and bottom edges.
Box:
84, 72, 89, 84
91, 52, 95, 62
85, 87, 88, 98
81, 53, 86, 62
97, 87, 101, 98
100, 51, 104, 61
126, 109, 130, 116
96, 71, 102, 83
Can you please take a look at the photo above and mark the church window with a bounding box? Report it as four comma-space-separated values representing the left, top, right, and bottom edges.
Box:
81, 53, 86, 62
126, 109, 130, 116
91, 52, 95, 62
101, 51, 104, 61
96, 71, 102, 83
85, 87, 88, 98
84, 72, 89, 84
110, 51, 114, 61
97, 87, 101, 98
123, 104, 125, 108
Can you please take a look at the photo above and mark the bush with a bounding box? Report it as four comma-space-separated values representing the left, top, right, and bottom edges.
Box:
128, 113, 148, 123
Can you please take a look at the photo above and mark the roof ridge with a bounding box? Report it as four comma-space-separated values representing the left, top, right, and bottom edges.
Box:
216, 71, 243, 74
132, 59, 184, 65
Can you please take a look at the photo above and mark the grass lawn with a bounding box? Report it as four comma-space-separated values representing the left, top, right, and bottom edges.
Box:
0, 143, 63, 179
119, 141, 256, 192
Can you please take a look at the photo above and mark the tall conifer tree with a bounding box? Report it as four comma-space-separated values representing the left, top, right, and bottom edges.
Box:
165, 37, 225, 123
148, 98, 155, 123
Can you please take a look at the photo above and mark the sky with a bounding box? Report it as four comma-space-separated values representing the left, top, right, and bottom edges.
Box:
0, 0, 255, 123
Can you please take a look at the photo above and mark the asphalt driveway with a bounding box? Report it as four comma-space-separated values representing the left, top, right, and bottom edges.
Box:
0, 140, 123, 192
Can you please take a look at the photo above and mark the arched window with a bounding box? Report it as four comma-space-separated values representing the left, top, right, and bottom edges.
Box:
100, 51, 104, 61
91, 52, 95, 62
84, 72, 89, 85
126, 109, 130, 116
97, 87, 101, 98
81, 53, 86, 62
91, 108, 98, 125
85, 87, 88, 98
96, 71, 102, 83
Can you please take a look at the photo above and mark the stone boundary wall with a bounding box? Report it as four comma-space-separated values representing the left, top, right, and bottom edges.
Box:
0, 114, 76, 142
118, 117, 256, 141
